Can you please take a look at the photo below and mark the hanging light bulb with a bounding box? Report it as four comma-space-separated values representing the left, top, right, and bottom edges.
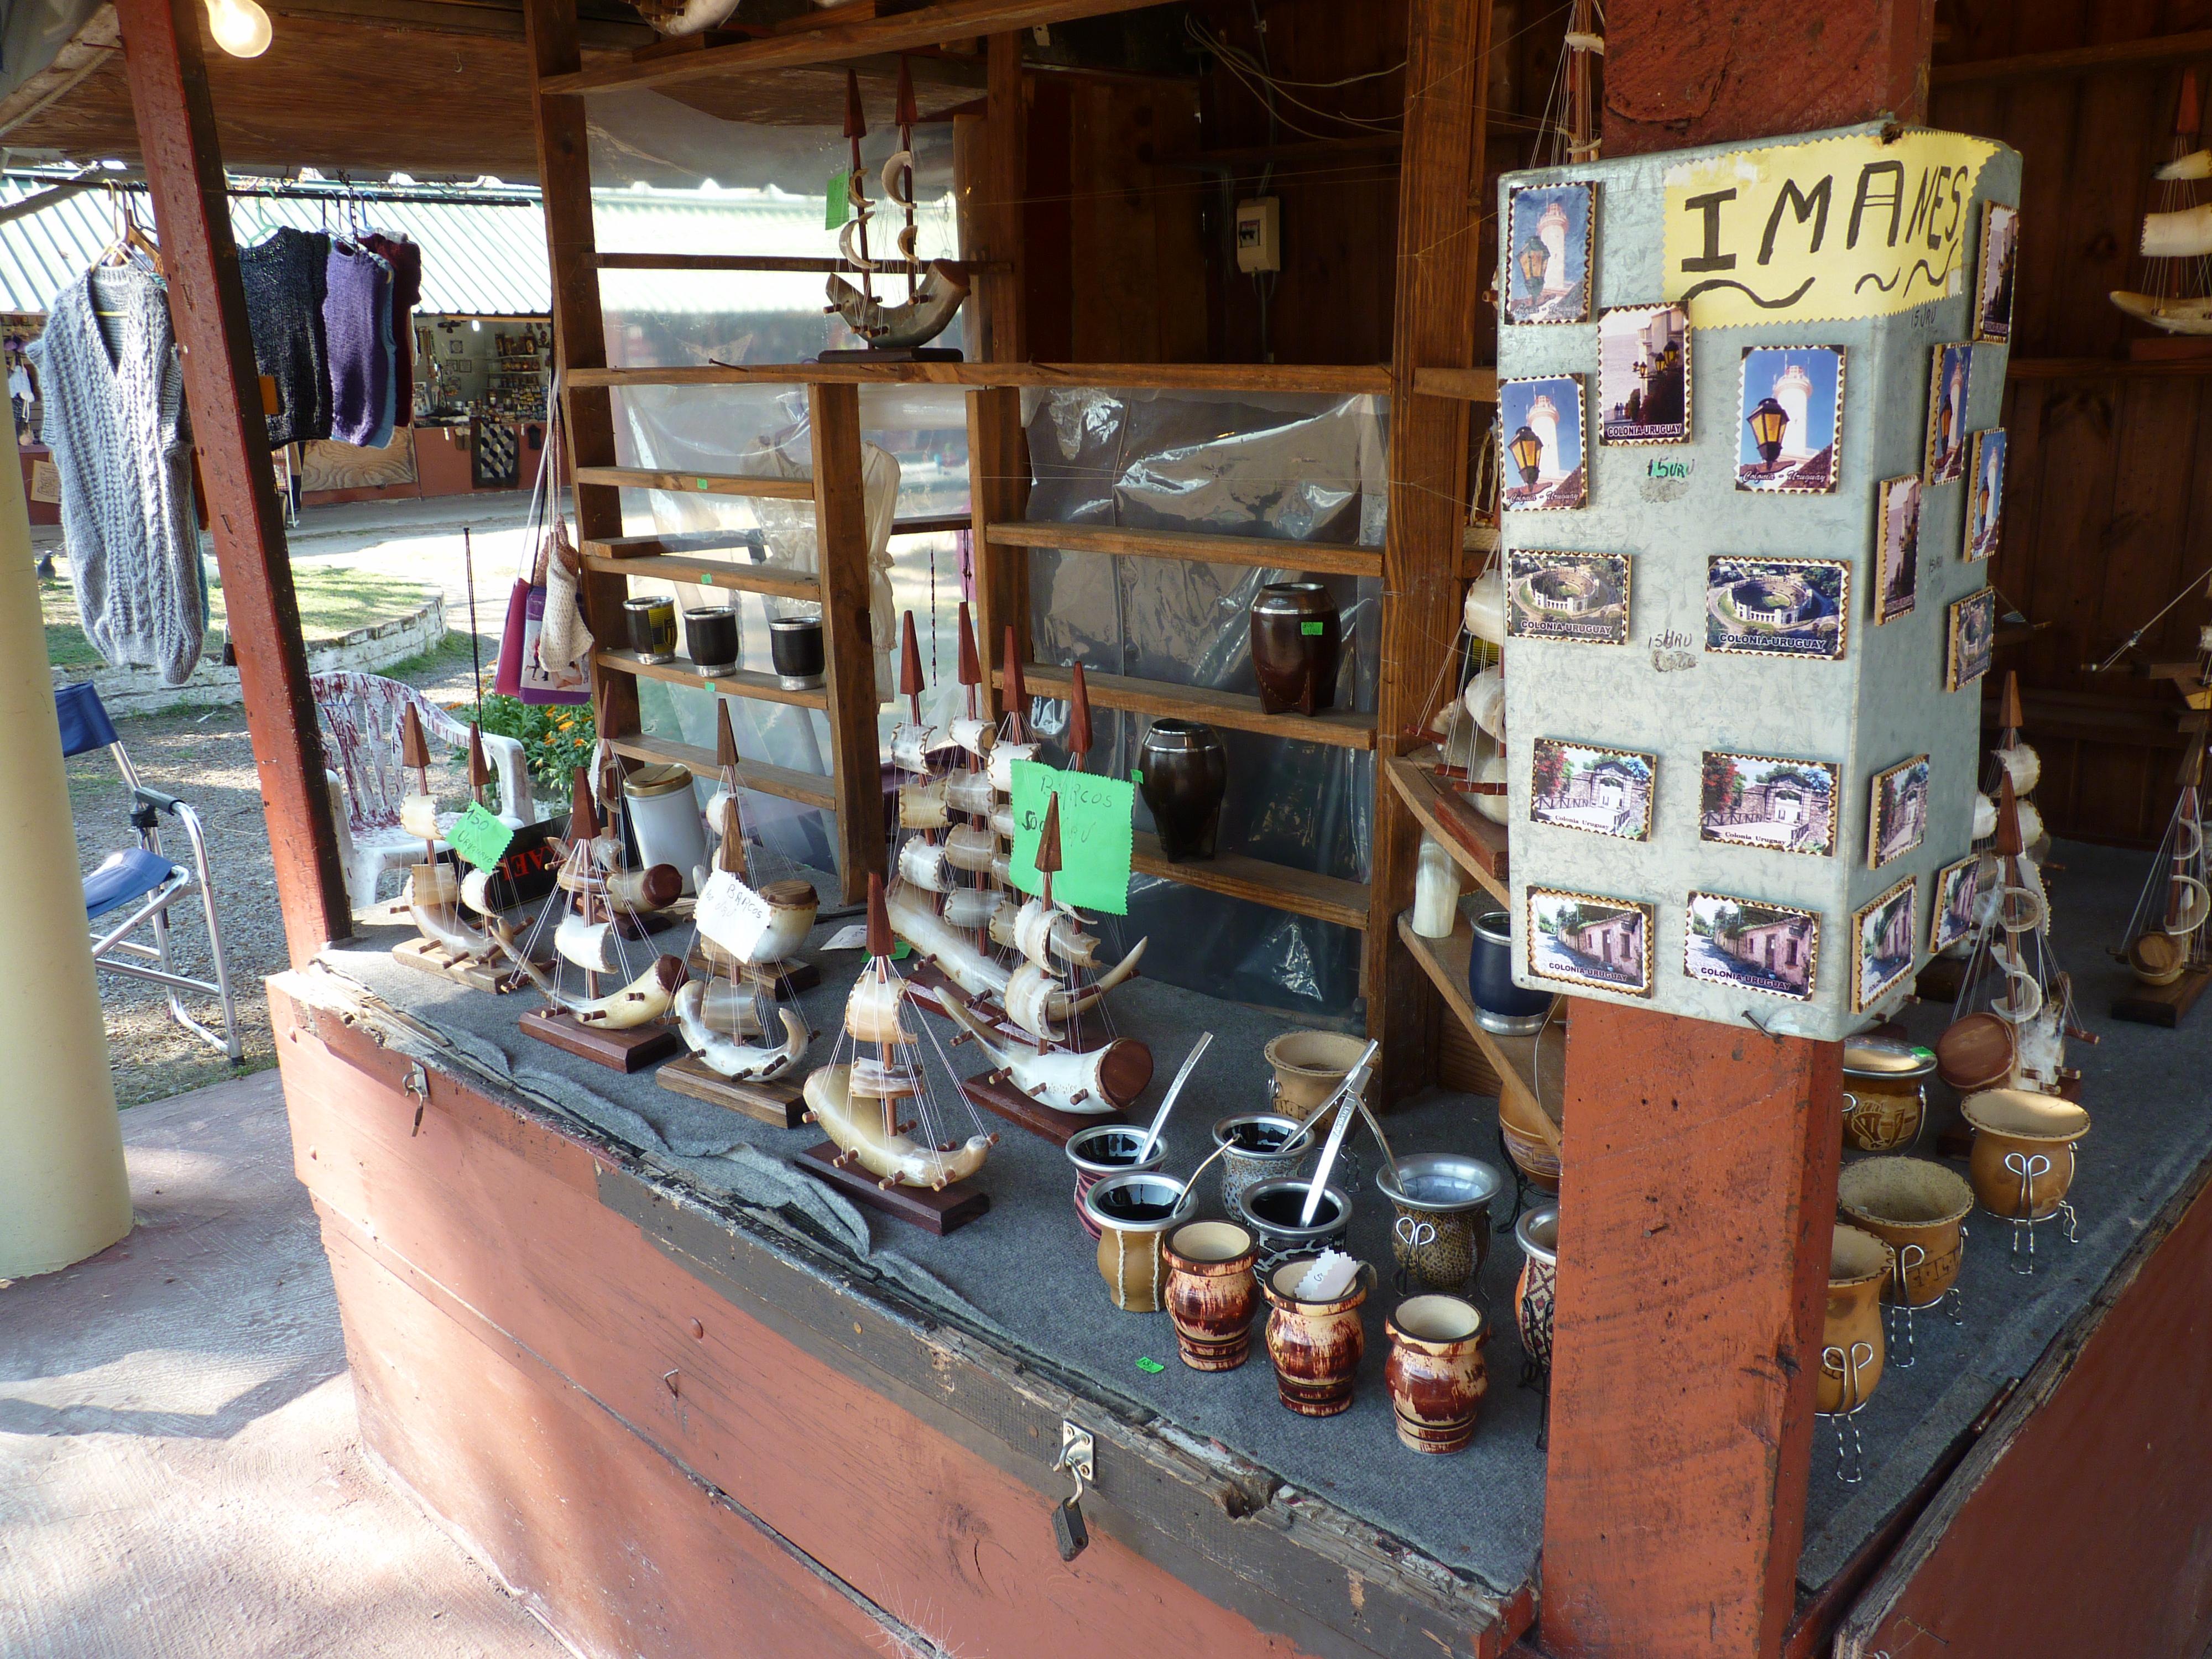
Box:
206, 0, 273, 58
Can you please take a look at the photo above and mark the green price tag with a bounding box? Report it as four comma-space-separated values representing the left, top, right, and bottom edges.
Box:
696, 477, 711, 490
891, 941, 912, 960
446, 801, 514, 872
1009, 760, 1134, 917
1130, 768, 1142, 787
1135, 1357, 1166, 1375
1301, 619, 1326, 635
826, 168, 851, 231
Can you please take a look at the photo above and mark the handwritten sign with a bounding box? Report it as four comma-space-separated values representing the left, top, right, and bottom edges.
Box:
1662, 130, 2000, 328
696, 869, 773, 961
445, 802, 515, 872
1009, 760, 1134, 917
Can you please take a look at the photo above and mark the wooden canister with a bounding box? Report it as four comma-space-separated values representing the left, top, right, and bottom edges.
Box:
1164, 1222, 1260, 1371
1385, 1295, 1488, 1453
1262, 1257, 1369, 1416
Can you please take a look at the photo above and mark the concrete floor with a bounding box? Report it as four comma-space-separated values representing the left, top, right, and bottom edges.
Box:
0, 1071, 568, 1659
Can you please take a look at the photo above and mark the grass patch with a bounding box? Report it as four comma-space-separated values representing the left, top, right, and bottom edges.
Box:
41, 557, 433, 669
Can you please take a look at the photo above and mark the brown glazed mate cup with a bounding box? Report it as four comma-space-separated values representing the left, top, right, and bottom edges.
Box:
1262, 1255, 1370, 1416
1249, 582, 1342, 717
1385, 1295, 1489, 1453
1819, 1225, 1895, 1415
1163, 1220, 1260, 1371
1837, 1156, 1974, 1308
1959, 1089, 2090, 1220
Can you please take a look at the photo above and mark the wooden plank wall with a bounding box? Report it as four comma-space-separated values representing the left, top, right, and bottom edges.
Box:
1933, 1, 2212, 846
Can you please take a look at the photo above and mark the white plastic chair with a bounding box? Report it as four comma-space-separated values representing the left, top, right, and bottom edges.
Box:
310, 671, 535, 909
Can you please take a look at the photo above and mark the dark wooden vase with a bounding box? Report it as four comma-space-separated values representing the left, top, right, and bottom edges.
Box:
1138, 719, 1228, 862
1249, 582, 1342, 717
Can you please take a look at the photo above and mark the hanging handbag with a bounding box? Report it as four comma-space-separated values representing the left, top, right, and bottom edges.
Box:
520, 388, 592, 705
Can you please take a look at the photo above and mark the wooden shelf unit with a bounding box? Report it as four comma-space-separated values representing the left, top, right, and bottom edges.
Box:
1394, 912, 1562, 1134
580, 547, 823, 603
983, 519, 1383, 578
1383, 755, 1509, 905
592, 651, 830, 711
1133, 832, 1371, 931
1003, 662, 1376, 750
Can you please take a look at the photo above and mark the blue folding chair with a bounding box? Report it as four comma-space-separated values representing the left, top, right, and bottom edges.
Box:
59, 682, 242, 1063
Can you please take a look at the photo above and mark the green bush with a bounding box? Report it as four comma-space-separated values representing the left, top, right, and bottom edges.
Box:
471, 692, 597, 797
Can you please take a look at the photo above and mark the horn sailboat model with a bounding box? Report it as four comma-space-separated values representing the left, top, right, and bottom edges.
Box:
795, 874, 997, 1234
389, 706, 540, 992
659, 702, 821, 1123
821, 61, 971, 360
2113, 641, 2212, 1024
885, 607, 1154, 1143
2112, 71, 2212, 340
496, 735, 690, 1070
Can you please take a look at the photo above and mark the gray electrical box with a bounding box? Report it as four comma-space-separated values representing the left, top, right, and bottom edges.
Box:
1235, 197, 1281, 274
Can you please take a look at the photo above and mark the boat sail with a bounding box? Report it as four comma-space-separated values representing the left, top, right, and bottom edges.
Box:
672, 701, 815, 1082
822, 61, 971, 354
803, 873, 995, 1190
884, 607, 1151, 1128
2111, 70, 2212, 336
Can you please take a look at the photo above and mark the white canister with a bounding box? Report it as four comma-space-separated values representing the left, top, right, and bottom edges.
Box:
1412, 833, 1462, 938
623, 763, 709, 896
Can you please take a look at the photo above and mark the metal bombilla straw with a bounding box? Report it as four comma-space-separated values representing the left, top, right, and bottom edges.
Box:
1296, 1041, 1383, 1227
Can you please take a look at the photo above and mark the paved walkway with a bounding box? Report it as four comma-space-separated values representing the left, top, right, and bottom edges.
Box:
0, 1072, 567, 1659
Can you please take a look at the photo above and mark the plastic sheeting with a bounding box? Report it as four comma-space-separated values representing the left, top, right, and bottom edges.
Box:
1019, 388, 1389, 1019
606, 382, 971, 874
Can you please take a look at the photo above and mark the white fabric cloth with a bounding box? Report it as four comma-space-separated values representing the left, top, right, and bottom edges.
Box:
30, 265, 206, 685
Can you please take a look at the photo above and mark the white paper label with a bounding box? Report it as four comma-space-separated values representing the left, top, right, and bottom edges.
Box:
695, 869, 773, 962
820, 924, 870, 952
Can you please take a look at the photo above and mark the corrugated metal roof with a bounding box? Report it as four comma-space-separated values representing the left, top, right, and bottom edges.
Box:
0, 180, 953, 317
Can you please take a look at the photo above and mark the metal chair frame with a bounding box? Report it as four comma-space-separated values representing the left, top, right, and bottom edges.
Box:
75, 702, 242, 1063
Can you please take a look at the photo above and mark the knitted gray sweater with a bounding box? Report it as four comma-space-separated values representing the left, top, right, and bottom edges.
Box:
30, 264, 207, 686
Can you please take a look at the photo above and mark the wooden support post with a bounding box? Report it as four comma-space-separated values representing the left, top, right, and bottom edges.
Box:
1540, 1004, 1841, 1658
1369, 0, 1490, 1087
1536, 9, 1932, 1655
807, 383, 886, 902
113, 0, 350, 965
524, 0, 639, 754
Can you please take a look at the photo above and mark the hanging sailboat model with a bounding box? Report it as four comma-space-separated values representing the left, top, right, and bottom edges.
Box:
494, 740, 689, 1071
796, 873, 996, 1234
886, 610, 1153, 1142
1938, 779, 2094, 1099
822, 60, 971, 359
659, 701, 820, 1124
2111, 71, 2212, 340
2112, 682, 2212, 1024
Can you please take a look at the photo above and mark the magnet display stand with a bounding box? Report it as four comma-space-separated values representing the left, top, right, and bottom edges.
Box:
1496, 125, 2023, 1042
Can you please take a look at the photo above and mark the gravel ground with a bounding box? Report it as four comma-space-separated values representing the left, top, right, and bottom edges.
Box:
63, 499, 530, 1108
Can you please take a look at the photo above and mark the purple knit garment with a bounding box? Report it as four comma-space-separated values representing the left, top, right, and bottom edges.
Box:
324, 241, 393, 446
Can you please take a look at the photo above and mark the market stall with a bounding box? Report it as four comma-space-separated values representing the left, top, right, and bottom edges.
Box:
23, 0, 2212, 1654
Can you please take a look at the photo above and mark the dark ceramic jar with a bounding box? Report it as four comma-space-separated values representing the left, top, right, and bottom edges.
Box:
1137, 719, 1228, 861
768, 615, 826, 688
1249, 582, 1342, 716
1469, 908, 1553, 1035
623, 595, 677, 663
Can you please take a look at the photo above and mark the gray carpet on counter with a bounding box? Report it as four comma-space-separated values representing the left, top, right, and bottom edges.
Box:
317, 836, 2209, 1603
1797, 837, 2212, 1587
321, 892, 1551, 1594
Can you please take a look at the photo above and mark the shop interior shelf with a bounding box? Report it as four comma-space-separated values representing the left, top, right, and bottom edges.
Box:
592, 651, 830, 711
1396, 911, 1563, 1139
575, 466, 817, 500
984, 519, 1383, 578
582, 542, 823, 604
1005, 662, 1376, 750
563, 361, 1393, 395
606, 731, 835, 812
1131, 833, 1370, 930
1384, 755, 1509, 905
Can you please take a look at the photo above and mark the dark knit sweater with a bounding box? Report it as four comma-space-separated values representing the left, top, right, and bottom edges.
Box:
363, 233, 421, 426
237, 227, 331, 446
325, 240, 393, 447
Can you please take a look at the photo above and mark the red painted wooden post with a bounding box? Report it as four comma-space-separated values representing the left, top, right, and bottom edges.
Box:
1535, 8, 1933, 1656
112, 0, 351, 964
